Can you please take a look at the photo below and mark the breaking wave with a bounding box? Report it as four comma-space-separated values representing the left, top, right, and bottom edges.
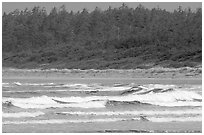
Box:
2, 84, 202, 109
13, 82, 56, 86
2, 96, 106, 109
3, 89, 68, 93
10, 82, 132, 91
55, 109, 201, 116
2, 83, 12, 87
3, 116, 201, 125
148, 117, 202, 122
2, 90, 201, 109
3, 118, 140, 125
2, 111, 44, 118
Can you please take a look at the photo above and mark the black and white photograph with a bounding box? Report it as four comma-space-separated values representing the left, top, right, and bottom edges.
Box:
2, 1, 202, 133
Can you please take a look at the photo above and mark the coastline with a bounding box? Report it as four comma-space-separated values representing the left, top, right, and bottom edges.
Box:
3, 67, 202, 85
3, 66, 202, 78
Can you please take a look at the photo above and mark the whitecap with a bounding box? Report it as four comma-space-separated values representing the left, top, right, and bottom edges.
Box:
2, 86, 202, 109
148, 116, 202, 122
2, 111, 44, 118
3, 116, 201, 125
56, 109, 201, 116
2, 96, 106, 109
13, 82, 22, 86
3, 117, 140, 125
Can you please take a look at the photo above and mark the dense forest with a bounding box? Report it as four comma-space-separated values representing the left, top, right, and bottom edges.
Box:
2, 4, 202, 69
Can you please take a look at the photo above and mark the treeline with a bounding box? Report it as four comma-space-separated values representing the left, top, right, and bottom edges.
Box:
2, 4, 202, 69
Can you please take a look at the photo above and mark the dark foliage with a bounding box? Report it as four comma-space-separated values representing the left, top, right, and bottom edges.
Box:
2, 4, 202, 69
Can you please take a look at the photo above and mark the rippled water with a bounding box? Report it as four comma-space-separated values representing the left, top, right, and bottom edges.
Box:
2, 80, 202, 132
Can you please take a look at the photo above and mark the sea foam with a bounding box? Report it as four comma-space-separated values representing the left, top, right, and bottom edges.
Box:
2, 96, 106, 109
3, 118, 140, 125
3, 116, 201, 125
2, 84, 202, 108
56, 109, 201, 116
2, 111, 44, 118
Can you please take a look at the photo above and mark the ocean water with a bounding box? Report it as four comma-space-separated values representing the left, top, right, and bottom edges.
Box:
2, 79, 202, 132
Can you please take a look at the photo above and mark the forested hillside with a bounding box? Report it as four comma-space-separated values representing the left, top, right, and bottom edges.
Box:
2, 4, 202, 69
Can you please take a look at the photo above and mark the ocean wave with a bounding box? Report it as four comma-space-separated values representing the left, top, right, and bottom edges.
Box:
13, 82, 57, 86
2, 101, 14, 107
3, 116, 201, 125
2, 83, 12, 87
148, 117, 202, 122
69, 86, 132, 92
3, 118, 140, 125
10, 82, 98, 89
2, 111, 44, 118
56, 109, 201, 116
2, 84, 202, 108
5, 82, 202, 93
13, 82, 22, 86
45, 83, 91, 88
3, 89, 68, 93
2, 96, 106, 109
110, 90, 202, 107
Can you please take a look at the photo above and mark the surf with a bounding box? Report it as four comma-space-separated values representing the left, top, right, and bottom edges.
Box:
2, 86, 202, 109
55, 109, 201, 116
2, 111, 44, 118
3, 116, 201, 125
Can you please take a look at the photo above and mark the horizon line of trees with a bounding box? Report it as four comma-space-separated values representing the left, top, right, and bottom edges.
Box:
2, 3, 202, 68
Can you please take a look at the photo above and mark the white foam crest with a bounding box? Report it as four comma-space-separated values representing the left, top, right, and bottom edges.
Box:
70, 84, 177, 92
12, 101, 105, 109
2, 82, 12, 88
3, 96, 106, 109
144, 84, 177, 89
3, 89, 68, 93
149, 116, 202, 122
69, 86, 132, 92
2, 82, 9, 84
3, 116, 201, 125
2, 82, 9, 85
45, 83, 132, 91
134, 84, 202, 95
3, 118, 140, 125
52, 96, 107, 103
24, 83, 55, 86
2, 111, 44, 118
57, 109, 202, 116
13, 82, 22, 86
13, 82, 57, 86
110, 90, 202, 107
125, 89, 200, 102
143, 101, 201, 107
45, 83, 90, 88
2, 87, 202, 109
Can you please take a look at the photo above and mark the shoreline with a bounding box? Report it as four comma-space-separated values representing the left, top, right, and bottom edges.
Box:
3, 67, 202, 85
2, 66, 202, 78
